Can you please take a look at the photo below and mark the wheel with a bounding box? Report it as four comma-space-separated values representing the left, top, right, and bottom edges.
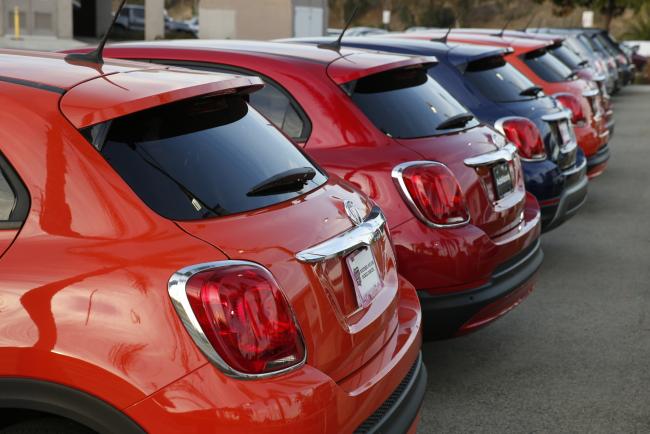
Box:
0, 417, 94, 434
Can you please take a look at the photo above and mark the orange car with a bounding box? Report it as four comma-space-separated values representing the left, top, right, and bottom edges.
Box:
0, 50, 424, 433
395, 31, 611, 178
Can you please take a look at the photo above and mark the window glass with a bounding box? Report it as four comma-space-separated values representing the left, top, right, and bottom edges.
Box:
522, 49, 574, 82
350, 67, 477, 139
249, 84, 306, 140
93, 94, 326, 221
550, 45, 584, 70
456, 56, 539, 102
0, 171, 15, 220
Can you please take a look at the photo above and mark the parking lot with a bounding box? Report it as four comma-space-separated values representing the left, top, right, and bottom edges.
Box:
419, 85, 650, 433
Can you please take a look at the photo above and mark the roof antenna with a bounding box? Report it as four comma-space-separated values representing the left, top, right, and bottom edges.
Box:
522, 12, 537, 32
495, 16, 512, 37
431, 26, 452, 44
319, 6, 358, 51
65, 0, 127, 65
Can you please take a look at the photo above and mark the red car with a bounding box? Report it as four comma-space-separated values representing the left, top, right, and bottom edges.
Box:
395, 31, 611, 178
0, 50, 424, 433
71, 41, 543, 340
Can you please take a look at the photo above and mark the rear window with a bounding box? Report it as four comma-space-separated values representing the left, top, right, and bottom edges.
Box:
349, 67, 477, 139
550, 44, 584, 70
85, 94, 326, 221
0, 170, 14, 221
458, 55, 539, 102
522, 49, 574, 82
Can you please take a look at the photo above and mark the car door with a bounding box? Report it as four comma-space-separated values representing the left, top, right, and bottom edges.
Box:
0, 154, 28, 258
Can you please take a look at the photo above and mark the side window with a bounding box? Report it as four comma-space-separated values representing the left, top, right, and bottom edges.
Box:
248, 84, 306, 141
0, 170, 14, 221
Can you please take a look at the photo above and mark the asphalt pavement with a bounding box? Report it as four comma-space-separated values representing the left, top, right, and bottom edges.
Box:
418, 85, 650, 434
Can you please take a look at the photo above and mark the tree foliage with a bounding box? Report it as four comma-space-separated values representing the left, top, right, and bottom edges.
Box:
540, 0, 645, 28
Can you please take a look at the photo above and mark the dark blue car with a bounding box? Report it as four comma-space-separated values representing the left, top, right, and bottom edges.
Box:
286, 36, 589, 231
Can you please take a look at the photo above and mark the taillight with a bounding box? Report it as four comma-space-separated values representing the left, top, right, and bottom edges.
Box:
496, 117, 546, 160
554, 93, 586, 125
171, 262, 305, 377
392, 162, 469, 227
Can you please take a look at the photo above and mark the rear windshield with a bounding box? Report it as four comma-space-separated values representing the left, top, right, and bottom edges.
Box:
349, 67, 477, 138
550, 44, 584, 69
522, 49, 574, 82
85, 94, 326, 221
458, 55, 539, 102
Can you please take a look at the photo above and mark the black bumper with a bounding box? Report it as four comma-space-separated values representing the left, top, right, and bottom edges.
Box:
587, 144, 611, 170
354, 353, 427, 434
541, 158, 589, 232
419, 239, 543, 340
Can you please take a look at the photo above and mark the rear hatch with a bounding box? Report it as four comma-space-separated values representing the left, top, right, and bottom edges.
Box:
61, 67, 401, 382
336, 61, 526, 238
456, 52, 577, 170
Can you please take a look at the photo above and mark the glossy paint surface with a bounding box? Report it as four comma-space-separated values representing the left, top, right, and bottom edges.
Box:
0, 52, 422, 432
395, 32, 610, 160
86, 43, 542, 332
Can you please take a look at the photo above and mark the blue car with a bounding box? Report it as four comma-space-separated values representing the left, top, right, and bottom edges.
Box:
286, 36, 589, 231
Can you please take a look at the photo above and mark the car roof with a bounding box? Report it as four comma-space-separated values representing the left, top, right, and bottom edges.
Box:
285, 36, 508, 67
391, 30, 551, 52
4, 49, 263, 128
85, 39, 437, 84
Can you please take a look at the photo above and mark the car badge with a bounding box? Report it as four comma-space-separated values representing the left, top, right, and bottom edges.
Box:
344, 200, 364, 226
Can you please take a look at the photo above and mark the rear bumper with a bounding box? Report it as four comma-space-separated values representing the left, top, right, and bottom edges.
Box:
541, 157, 589, 232
587, 144, 610, 178
419, 238, 543, 340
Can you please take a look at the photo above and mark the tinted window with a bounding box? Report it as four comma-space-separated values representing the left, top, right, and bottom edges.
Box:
458, 56, 539, 102
550, 44, 584, 70
92, 95, 326, 221
350, 67, 477, 139
522, 49, 574, 82
0, 170, 15, 220
249, 83, 307, 141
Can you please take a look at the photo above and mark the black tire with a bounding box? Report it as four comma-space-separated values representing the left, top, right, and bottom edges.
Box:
0, 418, 95, 434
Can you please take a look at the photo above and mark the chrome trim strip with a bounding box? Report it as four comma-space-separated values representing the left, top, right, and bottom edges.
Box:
168, 260, 307, 379
463, 143, 519, 166
296, 205, 386, 263
541, 109, 573, 122
391, 161, 471, 228
582, 88, 600, 98
561, 155, 587, 176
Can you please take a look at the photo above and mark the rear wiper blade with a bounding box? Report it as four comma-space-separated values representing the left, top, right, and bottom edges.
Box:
566, 71, 578, 80
436, 113, 475, 130
577, 59, 589, 68
247, 167, 316, 196
519, 85, 543, 96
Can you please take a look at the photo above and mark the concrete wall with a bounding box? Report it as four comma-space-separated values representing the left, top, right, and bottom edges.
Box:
199, 0, 293, 40
2, 0, 73, 38
145, 0, 165, 40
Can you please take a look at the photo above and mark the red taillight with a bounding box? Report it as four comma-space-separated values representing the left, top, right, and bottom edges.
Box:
497, 117, 546, 160
185, 264, 305, 375
554, 93, 586, 125
393, 162, 469, 226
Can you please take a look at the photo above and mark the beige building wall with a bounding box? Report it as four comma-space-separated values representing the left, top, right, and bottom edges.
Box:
199, 0, 293, 40
2, 0, 73, 38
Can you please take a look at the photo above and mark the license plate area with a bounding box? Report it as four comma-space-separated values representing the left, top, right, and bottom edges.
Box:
557, 119, 574, 146
492, 162, 514, 199
346, 247, 382, 309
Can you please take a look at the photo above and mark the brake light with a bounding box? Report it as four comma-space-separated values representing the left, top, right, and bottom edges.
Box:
554, 93, 586, 125
393, 162, 469, 226
183, 264, 305, 376
497, 117, 546, 160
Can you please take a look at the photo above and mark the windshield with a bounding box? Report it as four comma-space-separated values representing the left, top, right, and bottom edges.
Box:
349, 67, 478, 139
86, 94, 326, 221
457, 55, 539, 102
522, 49, 574, 82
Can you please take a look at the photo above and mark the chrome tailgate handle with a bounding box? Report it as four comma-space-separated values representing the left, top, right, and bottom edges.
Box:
464, 144, 517, 168
541, 109, 572, 122
296, 206, 386, 264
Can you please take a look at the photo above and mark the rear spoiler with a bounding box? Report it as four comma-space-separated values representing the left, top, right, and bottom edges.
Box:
60, 66, 263, 129
327, 52, 438, 85
447, 45, 513, 71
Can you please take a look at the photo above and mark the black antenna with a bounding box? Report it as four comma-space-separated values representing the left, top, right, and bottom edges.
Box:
522, 13, 537, 32
431, 26, 452, 44
496, 16, 512, 37
66, 0, 127, 65
319, 6, 358, 51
